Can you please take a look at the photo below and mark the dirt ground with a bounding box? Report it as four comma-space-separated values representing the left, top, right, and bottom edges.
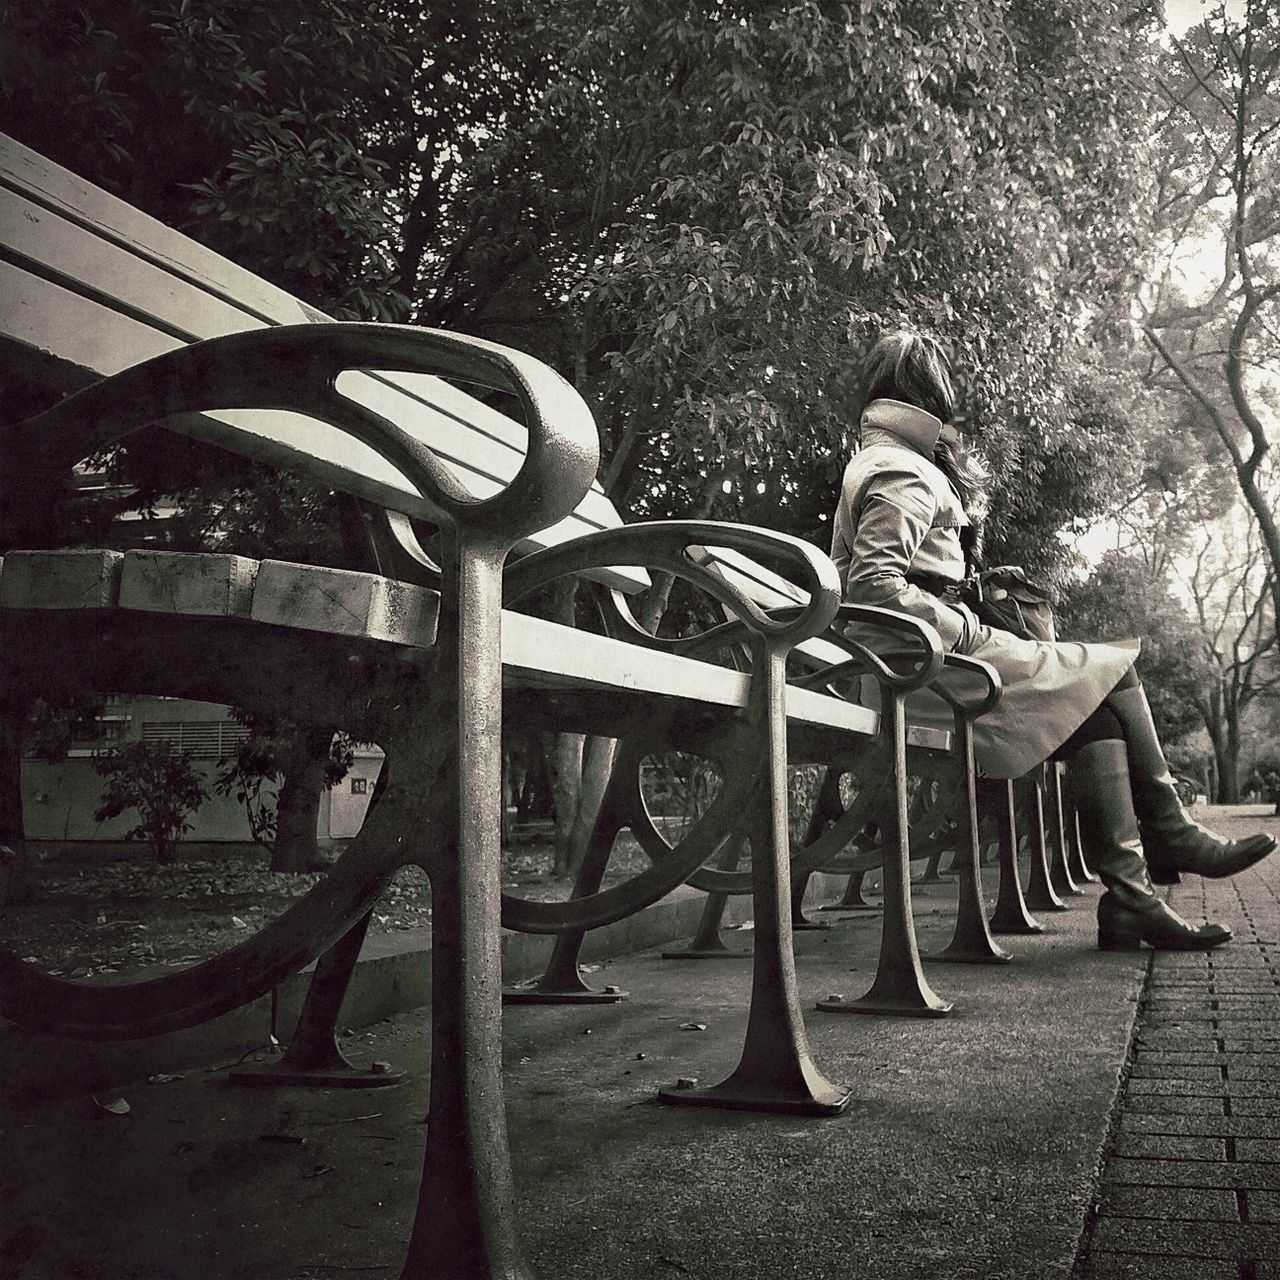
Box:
0, 838, 525, 977
0, 825, 654, 977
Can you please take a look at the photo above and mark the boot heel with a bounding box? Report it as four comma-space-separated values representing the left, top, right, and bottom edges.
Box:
1097, 914, 1144, 951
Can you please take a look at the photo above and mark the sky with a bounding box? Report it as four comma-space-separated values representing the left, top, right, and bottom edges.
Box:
1163, 0, 1247, 35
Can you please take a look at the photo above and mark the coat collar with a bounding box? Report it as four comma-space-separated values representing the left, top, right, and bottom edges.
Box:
860, 398, 943, 457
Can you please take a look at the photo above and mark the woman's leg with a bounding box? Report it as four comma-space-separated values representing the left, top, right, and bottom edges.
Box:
1057, 705, 1231, 951
1105, 677, 1277, 881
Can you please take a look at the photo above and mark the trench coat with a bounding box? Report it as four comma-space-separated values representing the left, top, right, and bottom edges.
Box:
829, 399, 1138, 778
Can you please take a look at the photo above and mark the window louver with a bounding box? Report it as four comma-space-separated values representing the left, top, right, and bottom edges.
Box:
140, 721, 250, 759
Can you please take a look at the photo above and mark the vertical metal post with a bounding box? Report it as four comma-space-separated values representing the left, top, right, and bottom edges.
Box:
663, 835, 750, 958
1020, 775, 1069, 913
658, 643, 850, 1114
1044, 763, 1084, 897
817, 690, 951, 1017
403, 540, 532, 1280
925, 717, 1011, 965
985, 779, 1044, 935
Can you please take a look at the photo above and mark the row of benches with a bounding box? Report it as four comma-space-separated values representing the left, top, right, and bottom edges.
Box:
0, 134, 1089, 1280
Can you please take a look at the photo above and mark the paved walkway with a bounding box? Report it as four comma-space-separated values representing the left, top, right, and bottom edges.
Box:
1075, 816, 1280, 1280
2, 806, 1277, 1280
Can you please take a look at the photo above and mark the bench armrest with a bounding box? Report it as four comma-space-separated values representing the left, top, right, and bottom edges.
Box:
780, 604, 944, 695
505, 520, 840, 652
11, 323, 599, 547
927, 652, 1003, 718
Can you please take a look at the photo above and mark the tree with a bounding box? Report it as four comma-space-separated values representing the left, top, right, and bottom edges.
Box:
1141, 1, 1280, 634
441, 1, 1168, 864
93, 741, 206, 864
1177, 521, 1278, 800
213, 715, 357, 872
1059, 550, 1210, 747
0, 0, 558, 861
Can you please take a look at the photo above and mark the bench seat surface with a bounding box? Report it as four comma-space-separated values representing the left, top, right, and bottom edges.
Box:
0, 550, 958, 756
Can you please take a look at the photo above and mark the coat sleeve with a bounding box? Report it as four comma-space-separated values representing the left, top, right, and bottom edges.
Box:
840, 465, 978, 652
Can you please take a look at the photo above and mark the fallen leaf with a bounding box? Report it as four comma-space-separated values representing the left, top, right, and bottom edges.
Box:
93, 1096, 131, 1115
679, 1023, 707, 1032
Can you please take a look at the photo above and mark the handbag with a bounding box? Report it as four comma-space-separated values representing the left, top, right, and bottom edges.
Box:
963, 565, 1058, 642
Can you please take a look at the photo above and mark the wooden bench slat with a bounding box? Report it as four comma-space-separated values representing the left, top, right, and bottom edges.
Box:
1, 133, 316, 329
0, 549, 123, 609
502, 612, 883, 738
118, 551, 257, 618
250, 559, 440, 647
0, 229, 623, 536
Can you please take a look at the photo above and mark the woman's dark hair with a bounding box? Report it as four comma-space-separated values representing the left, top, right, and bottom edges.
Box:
860, 330, 956, 424
859, 329, 987, 560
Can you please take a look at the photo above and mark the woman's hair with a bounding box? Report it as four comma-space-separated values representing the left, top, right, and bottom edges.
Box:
860, 329, 987, 563
860, 330, 956, 425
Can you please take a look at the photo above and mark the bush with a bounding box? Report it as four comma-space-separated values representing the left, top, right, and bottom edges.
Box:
93, 742, 206, 863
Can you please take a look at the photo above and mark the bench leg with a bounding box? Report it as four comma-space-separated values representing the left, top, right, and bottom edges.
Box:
985, 780, 1044, 935
663, 836, 751, 959
790, 866, 832, 930
805, 773, 881, 913
658, 648, 850, 1115
1020, 775, 1070, 913
402, 552, 530, 1280
1064, 794, 1098, 883
501, 747, 670, 1003
228, 908, 405, 1087
1044, 763, 1085, 898
503, 756, 633, 1004
817, 692, 952, 1018
925, 721, 1011, 966
818, 867, 881, 912
915, 846, 950, 884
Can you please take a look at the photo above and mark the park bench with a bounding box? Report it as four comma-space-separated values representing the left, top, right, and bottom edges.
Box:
0, 127, 1007, 1016
0, 134, 1002, 1279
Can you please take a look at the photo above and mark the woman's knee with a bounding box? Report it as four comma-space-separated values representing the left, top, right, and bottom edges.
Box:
1053, 705, 1125, 760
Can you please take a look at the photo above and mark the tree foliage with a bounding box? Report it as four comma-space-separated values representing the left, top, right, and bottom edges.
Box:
442, 1, 1163, 561
1140, 0, 1280, 633
1059, 551, 1209, 746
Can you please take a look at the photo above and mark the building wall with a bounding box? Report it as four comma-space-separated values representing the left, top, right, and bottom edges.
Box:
21, 695, 382, 846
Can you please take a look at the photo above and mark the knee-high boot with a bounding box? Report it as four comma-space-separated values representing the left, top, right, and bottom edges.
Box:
1108, 685, 1276, 882
1068, 740, 1231, 952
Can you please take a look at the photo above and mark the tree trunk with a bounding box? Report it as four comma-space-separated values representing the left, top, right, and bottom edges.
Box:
271, 725, 333, 872
564, 735, 616, 876
544, 730, 584, 877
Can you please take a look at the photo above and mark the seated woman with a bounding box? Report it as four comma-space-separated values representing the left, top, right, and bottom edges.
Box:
830, 331, 1275, 951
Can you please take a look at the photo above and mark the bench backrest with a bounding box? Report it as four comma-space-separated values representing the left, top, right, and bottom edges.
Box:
0, 133, 647, 593
0, 135, 891, 690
